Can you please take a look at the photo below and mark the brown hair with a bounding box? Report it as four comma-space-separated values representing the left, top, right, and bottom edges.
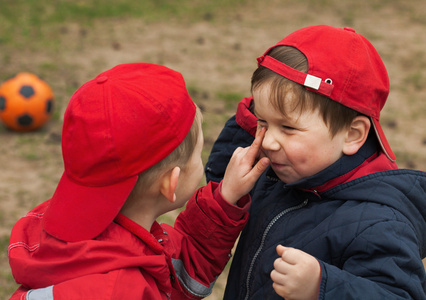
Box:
133, 106, 203, 194
251, 46, 359, 137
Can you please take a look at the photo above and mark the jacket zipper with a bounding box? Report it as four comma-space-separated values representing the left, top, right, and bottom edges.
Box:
243, 199, 309, 300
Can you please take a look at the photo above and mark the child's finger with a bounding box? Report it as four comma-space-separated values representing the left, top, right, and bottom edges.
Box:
280, 247, 304, 265
247, 157, 269, 181
276, 244, 286, 257
245, 127, 266, 161
273, 257, 290, 276
271, 268, 287, 285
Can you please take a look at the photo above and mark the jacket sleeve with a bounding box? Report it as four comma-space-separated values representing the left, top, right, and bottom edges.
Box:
318, 219, 426, 300
205, 97, 256, 183
164, 181, 251, 299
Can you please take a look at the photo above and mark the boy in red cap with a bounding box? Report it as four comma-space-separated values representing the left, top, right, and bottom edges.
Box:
205, 25, 426, 299
8, 63, 270, 299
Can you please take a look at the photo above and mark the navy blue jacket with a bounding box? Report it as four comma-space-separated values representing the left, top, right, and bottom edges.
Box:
205, 97, 426, 299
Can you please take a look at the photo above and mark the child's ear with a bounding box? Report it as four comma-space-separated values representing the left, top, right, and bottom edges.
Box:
343, 116, 371, 155
160, 167, 180, 203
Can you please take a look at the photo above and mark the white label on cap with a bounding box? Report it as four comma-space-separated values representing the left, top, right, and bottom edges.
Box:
304, 74, 321, 90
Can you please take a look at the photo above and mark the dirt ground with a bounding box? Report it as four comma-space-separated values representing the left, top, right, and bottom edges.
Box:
0, 0, 425, 298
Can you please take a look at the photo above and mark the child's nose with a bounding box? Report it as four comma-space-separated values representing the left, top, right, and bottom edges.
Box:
262, 129, 280, 151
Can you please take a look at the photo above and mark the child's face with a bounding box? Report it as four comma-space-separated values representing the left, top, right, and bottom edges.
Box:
253, 83, 347, 184
174, 125, 204, 207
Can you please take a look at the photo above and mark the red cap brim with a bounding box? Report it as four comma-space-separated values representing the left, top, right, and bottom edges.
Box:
371, 117, 396, 162
42, 172, 138, 242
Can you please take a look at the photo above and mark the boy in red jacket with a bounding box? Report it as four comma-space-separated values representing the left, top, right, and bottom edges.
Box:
8, 63, 269, 299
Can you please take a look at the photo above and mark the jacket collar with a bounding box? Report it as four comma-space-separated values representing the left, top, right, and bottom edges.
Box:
115, 213, 164, 254
236, 96, 257, 137
270, 133, 398, 193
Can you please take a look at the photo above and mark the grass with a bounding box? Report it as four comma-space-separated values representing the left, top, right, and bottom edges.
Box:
404, 72, 424, 91
0, 235, 16, 298
0, 0, 248, 49
217, 92, 245, 110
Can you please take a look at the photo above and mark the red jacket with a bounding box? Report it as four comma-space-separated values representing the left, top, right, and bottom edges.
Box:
8, 181, 250, 299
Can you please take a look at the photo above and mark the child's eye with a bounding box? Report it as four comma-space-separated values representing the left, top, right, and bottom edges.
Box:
282, 125, 295, 130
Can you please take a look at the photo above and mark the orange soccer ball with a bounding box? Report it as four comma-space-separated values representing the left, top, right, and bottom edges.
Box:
0, 72, 54, 132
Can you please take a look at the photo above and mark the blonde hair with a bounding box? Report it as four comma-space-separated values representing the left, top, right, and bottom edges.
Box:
251, 46, 359, 137
133, 106, 203, 194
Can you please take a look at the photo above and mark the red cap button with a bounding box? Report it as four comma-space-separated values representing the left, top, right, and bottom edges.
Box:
96, 76, 108, 84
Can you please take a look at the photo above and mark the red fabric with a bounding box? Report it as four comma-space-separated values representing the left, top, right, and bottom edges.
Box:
235, 96, 257, 137
8, 181, 250, 299
312, 151, 398, 193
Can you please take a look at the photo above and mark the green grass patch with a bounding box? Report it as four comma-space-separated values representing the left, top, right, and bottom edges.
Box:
217, 92, 244, 110
0, 234, 17, 299
404, 71, 424, 90
0, 0, 249, 48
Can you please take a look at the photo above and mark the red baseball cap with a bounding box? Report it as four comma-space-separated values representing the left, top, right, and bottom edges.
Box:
43, 63, 196, 242
257, 25, 395, 162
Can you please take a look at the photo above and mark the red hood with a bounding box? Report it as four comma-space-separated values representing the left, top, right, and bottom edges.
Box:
236, 96, 257, 137
8, 201, 170, 290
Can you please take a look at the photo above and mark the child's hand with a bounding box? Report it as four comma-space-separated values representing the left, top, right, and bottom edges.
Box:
220, 128, 269, 205
271, 245, 321, 300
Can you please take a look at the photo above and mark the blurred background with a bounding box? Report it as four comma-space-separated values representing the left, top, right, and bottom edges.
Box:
0, 0, 425, 298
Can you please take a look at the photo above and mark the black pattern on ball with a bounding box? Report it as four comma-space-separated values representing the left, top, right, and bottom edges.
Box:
19, 85, 35, 99
17, 114, 33, 126
0, 96, 5, 111
46, 99, 53, 114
